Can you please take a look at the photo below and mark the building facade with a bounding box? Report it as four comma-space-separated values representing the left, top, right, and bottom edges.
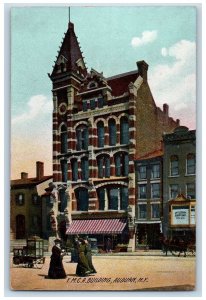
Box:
162, 126, 196, 240
135, 150, 163, 249
48, 21, 179, 251
10, 162, 52, 240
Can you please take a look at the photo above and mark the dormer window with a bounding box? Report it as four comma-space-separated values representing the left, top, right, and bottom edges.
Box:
87, 81, 98, 89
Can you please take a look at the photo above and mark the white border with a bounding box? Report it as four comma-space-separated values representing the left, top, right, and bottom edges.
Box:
2, 1, 204, 299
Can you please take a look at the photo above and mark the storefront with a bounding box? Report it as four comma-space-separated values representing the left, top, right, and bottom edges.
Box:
168, 194, 196, 241
66, 217, 129, 252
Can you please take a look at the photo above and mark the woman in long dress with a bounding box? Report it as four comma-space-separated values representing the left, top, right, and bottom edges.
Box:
48, 239, 66, 279
76, 238, 92, 277
84, 237, 97, 274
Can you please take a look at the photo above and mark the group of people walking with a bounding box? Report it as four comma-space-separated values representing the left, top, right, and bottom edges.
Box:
48, 236, 96, 279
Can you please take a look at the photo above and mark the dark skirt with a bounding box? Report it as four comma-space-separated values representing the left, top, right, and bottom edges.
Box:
48, 246, 66, 279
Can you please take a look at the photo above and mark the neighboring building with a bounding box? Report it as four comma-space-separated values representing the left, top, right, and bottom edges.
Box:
47, 21, 179, 251
162, 126, 196, 240
135, 150, 163, 249
10, 162, 52, 240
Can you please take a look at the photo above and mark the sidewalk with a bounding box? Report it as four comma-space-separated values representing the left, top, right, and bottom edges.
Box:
42, 249, 174, 257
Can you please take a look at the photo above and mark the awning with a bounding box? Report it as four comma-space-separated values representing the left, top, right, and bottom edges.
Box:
66, 218, 127, 235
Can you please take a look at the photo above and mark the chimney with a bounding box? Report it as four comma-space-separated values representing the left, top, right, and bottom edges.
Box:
137, 60, 149, 82
21, 172, 28, 179
163, 103, 169, 117
36, 161, 44, 180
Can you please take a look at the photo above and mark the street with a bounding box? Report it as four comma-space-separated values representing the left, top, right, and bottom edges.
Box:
10, 253, 195, 291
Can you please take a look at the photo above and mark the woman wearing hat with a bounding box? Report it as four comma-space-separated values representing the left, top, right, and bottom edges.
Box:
76, 238, 92, 277
84, 236, 97, 274
48, 239, 66, 279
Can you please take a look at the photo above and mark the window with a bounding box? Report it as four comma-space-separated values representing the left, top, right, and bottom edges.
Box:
151, 204, 160, 218
139, 166, 147, 179
32, 194, 39, 205
98, 98, 104, 108
97, 121, 105, 147
60, 124, 67, 153
81, 157, 89, 181
151, 183, 160, 199
108, 188, 118, 210
170, 184, 179, 199
151, 164, 160, 179
90, 99, 96, 110
109, 119, 117, 146
120, 187, 128, 210
82, 101, 87, 111
75, 188, 89, 211
186, 183, 195, 199
76, 125, 89, 150
97, 155, 110, 178
170, 155, 179, 176
61, 160, 68, 182
138, 184, 147, 199
138, 204, 147, 219
97, 188, 105, 210
115, 152, 129, 177
16, 193, 24, 206
71, 159, 78, 181
120, 117, 129, 144
105, 157, 110, 178
187, 153, 195, 175
59, 189, 67, 212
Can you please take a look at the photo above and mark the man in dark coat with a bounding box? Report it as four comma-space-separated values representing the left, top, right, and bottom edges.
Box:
48, 239, 66, 279
84, 236, 97, 274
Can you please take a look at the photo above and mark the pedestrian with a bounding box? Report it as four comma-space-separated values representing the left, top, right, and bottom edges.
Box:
84, 236, 97, 274
48, 239, 66, 279
106, 237, 112, 253
71, 235, 79, 263
76, 238, 92, 277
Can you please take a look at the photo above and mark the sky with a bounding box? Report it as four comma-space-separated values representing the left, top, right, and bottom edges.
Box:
11, 5, 196, 179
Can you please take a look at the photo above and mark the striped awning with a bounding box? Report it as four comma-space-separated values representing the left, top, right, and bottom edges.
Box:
66, 219, 127, 235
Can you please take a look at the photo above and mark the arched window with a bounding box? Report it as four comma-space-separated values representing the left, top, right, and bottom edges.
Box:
61, 124, 67, 153
170, 155, 179, 176
81, 157, 89, 181
97, 188, 105, 210
109, 119, 117, 146
115, 152, 129, 176
108, 188, 119, 210
120, 117, 129, 145
97, 155, 110, 178
61, 160, 68, 182
97, 121, 105, 147
76, 125, 89, 151
75, 188, 89, 211
71, 159, 78, 181
59, 188, 67, 212
187, 153, 195, 175
120, 187, 128, 210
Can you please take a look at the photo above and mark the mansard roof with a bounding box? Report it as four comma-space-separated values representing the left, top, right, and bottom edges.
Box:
50, 22, 87, 78
107, 70, 139, 97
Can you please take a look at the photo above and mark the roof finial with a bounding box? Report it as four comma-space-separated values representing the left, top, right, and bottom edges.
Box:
68, 7, 70, 23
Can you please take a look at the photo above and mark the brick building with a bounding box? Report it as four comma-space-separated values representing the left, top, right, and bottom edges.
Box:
162, 126, 196, 240
10, 162, 52, 240
135, 150, 163, 249
47, 21, 179, 251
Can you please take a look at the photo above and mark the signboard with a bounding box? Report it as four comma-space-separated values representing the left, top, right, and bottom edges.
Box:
190, 206, 196, 225
172, 206, 189, 225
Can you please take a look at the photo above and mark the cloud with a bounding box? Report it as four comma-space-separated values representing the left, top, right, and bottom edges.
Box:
149, 40, 196, 129
131, 30, 157, 48
12, 95, 52, 125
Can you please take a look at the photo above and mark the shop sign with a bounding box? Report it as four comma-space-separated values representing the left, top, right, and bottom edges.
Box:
172, 206, 189, 225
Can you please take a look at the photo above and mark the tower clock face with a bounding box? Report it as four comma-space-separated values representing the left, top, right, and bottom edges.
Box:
59, 103, 67, 115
